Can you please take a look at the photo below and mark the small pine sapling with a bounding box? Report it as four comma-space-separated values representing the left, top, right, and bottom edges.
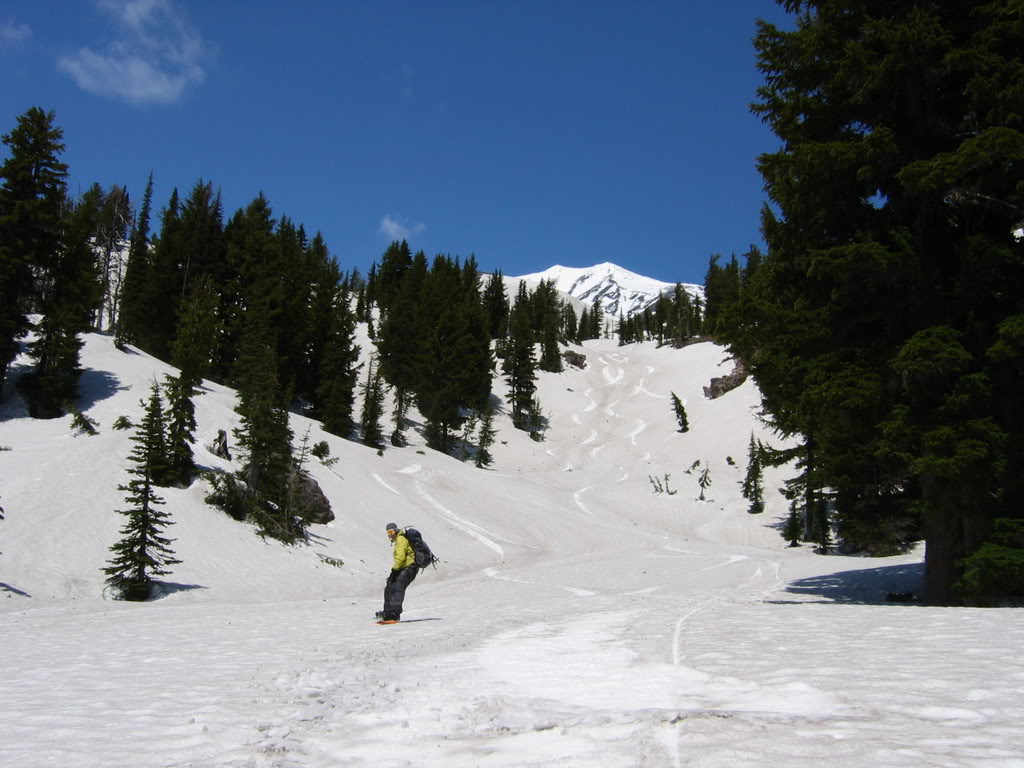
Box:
741, 433, 765, 514
670, 392, 689, 432
697, 465, 712, 501
112, 415, 133, 430
475, 401, 497, 468
782, 505, 802, 547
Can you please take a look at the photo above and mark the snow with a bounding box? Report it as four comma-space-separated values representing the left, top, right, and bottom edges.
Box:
2, 330, 1023, 768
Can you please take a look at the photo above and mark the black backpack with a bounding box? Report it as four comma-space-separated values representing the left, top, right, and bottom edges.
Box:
403, 526, 439, 569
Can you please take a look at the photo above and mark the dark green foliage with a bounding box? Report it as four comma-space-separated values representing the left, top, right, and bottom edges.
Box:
116, 172, 153, 349
0, 107, 68, 395
19, 186, 103, 418
742, 433, 765, 514
504, 282, 538, 430
162, 373, 197, 487
70, 408, 99, 436
474, 399, 497, 468
742, 0, 1024, 603
231, 309, 304, 543
316, 284, 361, 439
670, 392, 689, 432
697, 465, 712, 501
103, 383, 180, 600
112, 415, 133, 430
92, 183, 132, 333
955, 519, 1024, 605
782, 505, 802, 547
360, 358, 386, 450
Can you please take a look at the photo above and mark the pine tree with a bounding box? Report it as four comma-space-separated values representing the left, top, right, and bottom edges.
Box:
19, 187, 102, 418
697, 465, 712, 501
670, 392, 689, 433
103, 383, 180, 601
782, 505, 802, 548
503, 283, 538, 430
474, 399, 497, 468
748, 0, 1024, 603
162, 373, 197, 487
232, 309, 299, 542
316, 284, 361, 439
360, 357, 386, 450
742, 433, 765, 514
0, 107, 69, 395
116, 172, 154, 349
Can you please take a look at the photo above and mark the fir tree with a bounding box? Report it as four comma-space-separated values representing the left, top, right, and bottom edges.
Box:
503, 282, 537, 430
162, 373, 197, 487
116, 172, 154, 349
232, 309, 300, 542
19, 188, 103, 418
742, 433, 765, 514
0, 107, 69, 395
746, 0, 1024, 603
360, 357, 386, 450
697, 465, 712, 501
316, 284, 361, 440
782, 505, 802, 548
103, 383, 180, 601
474, 399, 497, 468
670, 392, 689, 433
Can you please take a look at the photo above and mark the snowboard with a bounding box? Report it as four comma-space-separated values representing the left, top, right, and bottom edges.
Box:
376, 619, 400, 625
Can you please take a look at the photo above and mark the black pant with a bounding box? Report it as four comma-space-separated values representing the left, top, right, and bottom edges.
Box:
382, 566, 418, 620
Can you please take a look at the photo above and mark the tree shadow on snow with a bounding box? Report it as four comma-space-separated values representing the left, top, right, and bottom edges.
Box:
150, 582, 206, 600
0, 582, 31, 597
76, 368, 128, 410
770, 561, 925, 606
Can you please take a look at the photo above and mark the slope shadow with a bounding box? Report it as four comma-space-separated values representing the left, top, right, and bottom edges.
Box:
76, 368, 128, 410
771, 561, 925, 606
151, 582, 207, 600
0, 582, 31, 597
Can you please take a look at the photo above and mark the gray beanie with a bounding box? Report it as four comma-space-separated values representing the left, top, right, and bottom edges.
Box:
385, 522, 398, 531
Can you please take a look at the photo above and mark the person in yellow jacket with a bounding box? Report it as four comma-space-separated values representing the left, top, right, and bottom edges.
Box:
376, 522, 418, 622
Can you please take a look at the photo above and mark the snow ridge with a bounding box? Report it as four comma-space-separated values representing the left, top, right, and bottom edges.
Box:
509, 262, 702, 321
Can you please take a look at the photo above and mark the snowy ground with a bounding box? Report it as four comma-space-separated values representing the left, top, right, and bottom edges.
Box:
1, 332, 1022, 767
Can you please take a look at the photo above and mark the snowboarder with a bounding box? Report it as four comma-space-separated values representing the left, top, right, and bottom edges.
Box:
376, 522, 418, 623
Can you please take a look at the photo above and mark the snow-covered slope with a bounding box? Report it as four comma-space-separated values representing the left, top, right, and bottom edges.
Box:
510, 262, 702, 321
1, 329, 1021, 767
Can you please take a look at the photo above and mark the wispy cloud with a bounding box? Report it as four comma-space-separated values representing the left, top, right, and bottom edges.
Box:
57, 0, 207, 105
379, 214, 426, 241
0, 20, 31, 46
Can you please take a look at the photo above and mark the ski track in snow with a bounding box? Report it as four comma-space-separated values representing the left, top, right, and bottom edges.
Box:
371, 474, 402, 495
415, 481, 505, 560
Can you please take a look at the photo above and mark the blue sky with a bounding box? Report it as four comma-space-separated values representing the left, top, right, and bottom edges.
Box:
1, 1, 792, 286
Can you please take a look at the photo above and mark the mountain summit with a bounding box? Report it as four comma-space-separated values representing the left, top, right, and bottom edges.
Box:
509, 262, 702, 320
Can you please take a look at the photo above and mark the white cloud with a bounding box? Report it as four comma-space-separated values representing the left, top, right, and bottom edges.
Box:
58, 0, 206, 105
0, 21, 31, 45
379, 214, 426, 241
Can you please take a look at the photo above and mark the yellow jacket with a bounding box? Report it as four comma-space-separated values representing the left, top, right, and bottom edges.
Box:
392, 532, 416, 570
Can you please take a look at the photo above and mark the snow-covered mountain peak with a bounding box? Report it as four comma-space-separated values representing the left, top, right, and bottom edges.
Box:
509, 262, 702, 320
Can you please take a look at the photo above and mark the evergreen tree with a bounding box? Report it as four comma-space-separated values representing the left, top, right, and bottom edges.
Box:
474, 399, 497, 468
316, 284, 361, 439
670, 392, 689, 433
747, 0, 1024, 603
116, 172, 153, 349
162, 373, 197, 487
103, 383, 180, 601
19, 187, 102, 418
782, 505, 802, 547
697, 465, 712, 501
232, 309, 301, 542
503, 282, 537, 430
0, 107, 68, 395
92, 183, 132, 333
360, 357, 386, 449
742, 433, 765, 514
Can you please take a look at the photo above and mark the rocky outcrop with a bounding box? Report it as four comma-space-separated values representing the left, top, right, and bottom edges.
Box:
291, 471, 335, 524
703, 358, 748, 399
